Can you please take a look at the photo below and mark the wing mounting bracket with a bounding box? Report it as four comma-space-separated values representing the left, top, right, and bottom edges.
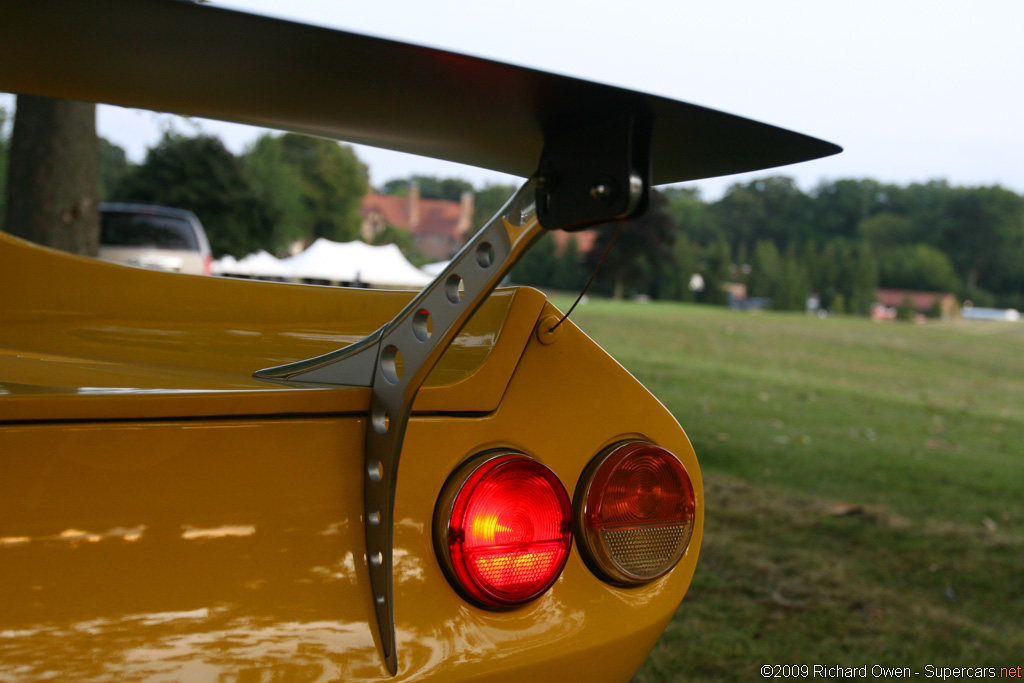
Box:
254, 111, 652, 675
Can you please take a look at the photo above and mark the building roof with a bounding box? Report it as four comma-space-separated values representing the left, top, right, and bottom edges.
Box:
876, 288, 955, 311
361, 193, 464, 239
415, 200, 464, 237
361, 194, 408, 230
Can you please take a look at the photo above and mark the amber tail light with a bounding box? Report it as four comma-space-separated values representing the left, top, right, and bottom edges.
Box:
434, 452, 573, 609
575, 441, 696, 586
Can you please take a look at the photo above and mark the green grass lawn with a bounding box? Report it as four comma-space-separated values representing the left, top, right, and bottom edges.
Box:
550, 297, 1024, 681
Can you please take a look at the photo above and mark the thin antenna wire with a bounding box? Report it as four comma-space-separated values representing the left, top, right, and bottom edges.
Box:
551, 220, 625, 331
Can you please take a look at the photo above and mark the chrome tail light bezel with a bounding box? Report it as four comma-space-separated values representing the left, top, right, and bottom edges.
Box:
574, 440, 697, 586
433, 450, 574, 610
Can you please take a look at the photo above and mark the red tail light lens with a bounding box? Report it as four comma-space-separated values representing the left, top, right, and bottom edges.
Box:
434, 452, 572, 609
575, 441, 696, 585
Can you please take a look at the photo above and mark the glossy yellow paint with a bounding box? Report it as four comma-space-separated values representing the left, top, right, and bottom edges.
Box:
0, 231, 545, 421
1, 235, 702, 681
0, 262, 702, 681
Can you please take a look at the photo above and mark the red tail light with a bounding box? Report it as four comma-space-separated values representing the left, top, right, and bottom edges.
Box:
434, 452, 572, 609
204, 254, 213, 276
575, 441, 696, 585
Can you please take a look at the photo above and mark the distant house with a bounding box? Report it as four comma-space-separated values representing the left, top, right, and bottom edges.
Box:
360, 183, 474, 261
875, 288, 959, 319
553, 229, 598, 256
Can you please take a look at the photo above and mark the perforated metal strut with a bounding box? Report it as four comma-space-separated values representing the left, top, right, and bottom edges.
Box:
256, 184, 545, 673
254, 112, 652, 675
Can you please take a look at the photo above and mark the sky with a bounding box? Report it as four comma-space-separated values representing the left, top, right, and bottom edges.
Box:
58, 0, 1024, 199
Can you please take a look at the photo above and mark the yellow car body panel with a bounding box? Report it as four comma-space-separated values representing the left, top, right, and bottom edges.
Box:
0, 232, 703, 681
0, 231, 544, 421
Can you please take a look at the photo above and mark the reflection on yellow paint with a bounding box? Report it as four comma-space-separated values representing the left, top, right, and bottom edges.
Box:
0, 526, 147, 548
181, 525, 256, 540
0, 537, 30, 546
60, 529, 102, 543
318, 521, 347, 536
0, 611, 379, 683
393, 548, 426, 584
137, 608, 210, 626
310, 552, 358, 583
395, 517, 424, 534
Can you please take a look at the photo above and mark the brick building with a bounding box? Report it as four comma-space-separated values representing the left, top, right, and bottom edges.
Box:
360, 183, 474, 261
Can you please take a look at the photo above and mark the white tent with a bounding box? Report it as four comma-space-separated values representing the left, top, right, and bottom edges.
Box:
281, 239, 432, 288
421, 260, 450, 276
212, 254, 238, 276
237, 250, 291, 279
214, 250, 290, 279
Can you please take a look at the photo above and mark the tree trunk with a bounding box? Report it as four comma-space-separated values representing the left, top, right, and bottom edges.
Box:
5, 96, 100, 256
612, 273, 625, 300
966, 267, 979, 292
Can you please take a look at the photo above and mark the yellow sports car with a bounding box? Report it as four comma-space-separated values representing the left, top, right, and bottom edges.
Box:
0, 1, 839, 680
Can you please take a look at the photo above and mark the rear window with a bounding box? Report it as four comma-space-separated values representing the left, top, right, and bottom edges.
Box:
101, 212, 199, 250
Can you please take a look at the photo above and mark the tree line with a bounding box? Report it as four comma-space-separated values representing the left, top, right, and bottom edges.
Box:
513, 177, 1024, 312
0, 99, 517, 265
0, 97, 369, 259
2, 99, 1021, 311
100, 130, 368, 258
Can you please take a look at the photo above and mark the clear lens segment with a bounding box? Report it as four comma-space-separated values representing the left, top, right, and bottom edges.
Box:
435, 452, 573, 609
575, 441, 696, 585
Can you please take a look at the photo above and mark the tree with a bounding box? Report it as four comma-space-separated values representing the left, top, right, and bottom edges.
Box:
586, 189, 676, 300
512, 231, 558, 287
276, 133, 368, 244
812, 178, 890, 240
884, 179, 953, 241
713, 176, 813, 253
508, 232, 589, 293
98, 137, 131, 201
656, 230, 696, 302
808, 239, 877, 315
878, 244, 961, 292
896, 294, 917, 322
4, 96, 100, 255
242, 134, 307, 255
472, 183, 517, 231
699, 238, 732, 306
116, 132, 268, 257
773, 245, 811, 311
857, 212, 919, 249
664, 186, 723, 246
808, 240, 847, 311
552, 236, 589, 292
748, 240, 782, 299
938, 185, 1024, 295
848, 244, 880, 315
830, 293, 847, 315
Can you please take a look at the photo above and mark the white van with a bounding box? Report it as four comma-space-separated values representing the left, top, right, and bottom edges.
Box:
99, 202, 213, 275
